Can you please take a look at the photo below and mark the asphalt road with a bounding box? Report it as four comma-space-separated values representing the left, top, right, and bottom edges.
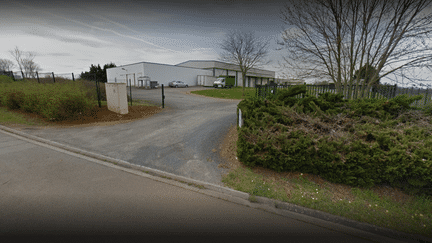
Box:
0, 129, 410, 242
19, 86, 240, 186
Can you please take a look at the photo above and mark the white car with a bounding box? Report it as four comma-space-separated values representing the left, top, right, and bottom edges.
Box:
169, 81, 188, 88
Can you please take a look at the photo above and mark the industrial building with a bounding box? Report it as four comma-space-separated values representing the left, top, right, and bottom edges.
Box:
106, 60, 276, 88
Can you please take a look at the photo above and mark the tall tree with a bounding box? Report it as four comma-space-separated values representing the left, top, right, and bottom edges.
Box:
22, 53, 41, 78
80, 62, 116, 82
8, 46, 41, 78
0, 58, 15, 71
219, 30, 270, 96
278, 0, 432, 97
9, 46, 24, 76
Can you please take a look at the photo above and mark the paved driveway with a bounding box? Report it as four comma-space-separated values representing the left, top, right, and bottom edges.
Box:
19, 86, 240, 186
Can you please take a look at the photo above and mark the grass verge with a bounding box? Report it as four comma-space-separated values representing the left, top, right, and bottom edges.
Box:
222, 166, 432, 238
0, 106, 49, 126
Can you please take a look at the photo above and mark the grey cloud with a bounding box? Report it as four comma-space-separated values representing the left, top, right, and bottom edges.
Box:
22, 27, 109, 48
47, 52, 73, 57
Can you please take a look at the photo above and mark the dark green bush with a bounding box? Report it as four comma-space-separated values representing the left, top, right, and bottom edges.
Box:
347, 94, 423, 120
237, 91, 432, 197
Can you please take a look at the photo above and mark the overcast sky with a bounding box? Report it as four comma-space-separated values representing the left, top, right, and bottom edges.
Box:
1, 0, 431, 87
1, 0, 289, 78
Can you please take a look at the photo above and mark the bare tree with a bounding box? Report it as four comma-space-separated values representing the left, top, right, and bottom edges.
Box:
9, 46, 41, 78
22, 58, 41, 78
0, 58, 15, 71
9, 46, 25, 76
219, 30, 270, 96
278, 0, 432, 97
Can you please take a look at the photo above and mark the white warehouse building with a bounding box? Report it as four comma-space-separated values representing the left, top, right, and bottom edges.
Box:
106, 60, 275, 88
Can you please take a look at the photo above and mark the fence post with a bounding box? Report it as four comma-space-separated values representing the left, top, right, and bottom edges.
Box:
416, 87, 421, 108
52, 72, 55, 83
393, 84, 397, 98
425, 88, 429, 107
72, 73, 75, 81
129, 79, 132, 106
94, 74, 101, 108
162, 84, 165, 108
36, 71, 40, 83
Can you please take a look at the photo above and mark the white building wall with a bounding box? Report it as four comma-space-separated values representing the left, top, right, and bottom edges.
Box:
227, 70, 237, 76
107, 62, 212, 87
177, 60, 276, 78
106, 63, 144, 86
213, 68, 226, 77
176, 61, 217, 69
142, 63, 211, 87
107, 60, 276, 88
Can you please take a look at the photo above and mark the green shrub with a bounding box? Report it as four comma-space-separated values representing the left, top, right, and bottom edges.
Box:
237, 92, 432, 197
0, 79, 97, 121
3, 90, 25, 110
347, 94, 423, 120
0, 75, 15, 83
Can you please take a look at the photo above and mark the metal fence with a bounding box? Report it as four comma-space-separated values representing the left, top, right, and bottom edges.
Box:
0, 71, 84, 83
256, 83, 432, 108
0, 70, 15, 80
1, 71, 104, 108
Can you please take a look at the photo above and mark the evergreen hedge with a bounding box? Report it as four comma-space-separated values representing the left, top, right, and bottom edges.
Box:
237, 85, 432, 197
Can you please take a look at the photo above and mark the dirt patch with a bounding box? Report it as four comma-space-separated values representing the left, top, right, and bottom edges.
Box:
1, 105, 163, 129
217, 125, 419, 205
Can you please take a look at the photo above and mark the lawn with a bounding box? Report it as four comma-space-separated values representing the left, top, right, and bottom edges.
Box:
191, 86, 256, 99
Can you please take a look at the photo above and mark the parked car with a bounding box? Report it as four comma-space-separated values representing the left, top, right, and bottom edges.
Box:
169, 81, 188, 88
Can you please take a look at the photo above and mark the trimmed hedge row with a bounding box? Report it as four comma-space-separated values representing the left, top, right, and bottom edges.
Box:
237, 86, 432, 197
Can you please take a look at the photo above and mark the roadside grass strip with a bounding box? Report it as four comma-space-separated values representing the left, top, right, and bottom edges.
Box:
0, 107, 33, 125
191, 87, 256, 100
221, 166, 432, 238
0, 107, 47, 126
